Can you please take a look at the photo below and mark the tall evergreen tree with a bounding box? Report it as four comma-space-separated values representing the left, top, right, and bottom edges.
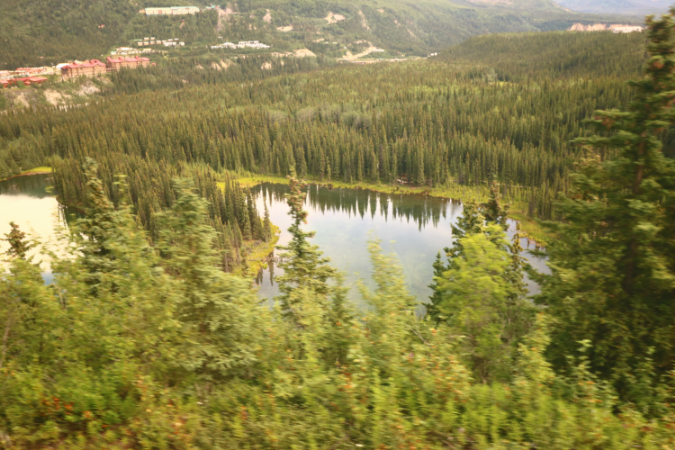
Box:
275, 173, 336, 326
3, 222, 31, 260
263, 200, 272, 242
158, 180, 265, 380
534, 9, 675, 404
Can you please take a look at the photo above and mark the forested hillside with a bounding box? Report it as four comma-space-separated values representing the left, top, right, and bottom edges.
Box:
0, 31, 651, 224
437, 30, 646, 80
3, 9, 675, 449
0, 0, 642, 68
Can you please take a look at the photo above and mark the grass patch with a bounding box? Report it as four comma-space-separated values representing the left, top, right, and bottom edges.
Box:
509, 211, 551, 249
24, 166, 53, 174
0, 166, 53, 182
233, 225, 281, 277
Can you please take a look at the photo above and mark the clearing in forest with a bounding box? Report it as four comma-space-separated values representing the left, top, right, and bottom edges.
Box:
217, 6, 237, 32
324, 12, 345, 24
341, 42, 384, 61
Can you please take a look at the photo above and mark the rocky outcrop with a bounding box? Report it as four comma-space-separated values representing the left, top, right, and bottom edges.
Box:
568, 23, 643, 32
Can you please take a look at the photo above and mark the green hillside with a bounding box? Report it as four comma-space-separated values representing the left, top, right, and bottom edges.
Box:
437, 29, 646, 80
0, 0, 644, 69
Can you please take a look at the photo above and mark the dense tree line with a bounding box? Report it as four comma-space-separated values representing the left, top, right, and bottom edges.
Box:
106, 54, 332, 95
52, 157, 270, 271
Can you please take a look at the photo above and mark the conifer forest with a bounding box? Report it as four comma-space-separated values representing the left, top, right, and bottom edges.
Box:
3, 7, 675, 449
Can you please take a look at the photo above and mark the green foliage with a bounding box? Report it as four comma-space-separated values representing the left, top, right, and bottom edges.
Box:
436, 223, 523, 382
4, 12, 675, 448
439, 30, 646, 81
157, 179, 267, 380
534, 8, 675, 410
275, 175, 337, 323
3, 222, 31, 260
2, 162, 675, 447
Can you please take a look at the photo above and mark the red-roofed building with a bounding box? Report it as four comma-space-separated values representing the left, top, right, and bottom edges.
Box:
105, 56, 150, 72
61, 60, 107, 79
0, 77, 48, 88
20, 76, 48, 85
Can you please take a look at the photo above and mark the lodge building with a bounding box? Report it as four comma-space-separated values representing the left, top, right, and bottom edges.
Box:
60, 60, 107, 79
105, 56, 151, 72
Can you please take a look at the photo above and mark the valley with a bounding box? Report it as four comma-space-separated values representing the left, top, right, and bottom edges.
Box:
3, 4, 675, 448
0, 0, 645, 70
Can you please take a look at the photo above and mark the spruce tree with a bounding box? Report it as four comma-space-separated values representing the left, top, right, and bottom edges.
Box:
426, 251, 447, 323
435, 220, 518, 382
535, 9, 675, 402
263, 200, 272, 242
157, 180, 265, 380
3, 222, 31, 260
275, 173, 336, 326
429, 186, 532, 380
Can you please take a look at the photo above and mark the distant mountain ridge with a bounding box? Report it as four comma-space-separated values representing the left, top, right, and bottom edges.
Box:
554, 0, 671, 14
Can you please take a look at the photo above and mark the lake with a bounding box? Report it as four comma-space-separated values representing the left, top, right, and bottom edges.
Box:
0, 174, 66, 281
0, 175, 548, 305
253, 183, 548, 305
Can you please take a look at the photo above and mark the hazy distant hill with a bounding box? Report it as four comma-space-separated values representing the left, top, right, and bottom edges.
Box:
0, 0, 645, 69
554, 0, 671, 14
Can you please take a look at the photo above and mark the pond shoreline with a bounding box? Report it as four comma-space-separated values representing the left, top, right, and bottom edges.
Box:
0, 168, 53, 183
233, 173, 550, 248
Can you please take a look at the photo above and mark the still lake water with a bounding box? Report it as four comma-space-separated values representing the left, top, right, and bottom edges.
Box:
0, 175, 547, 305
0, 174, 68, 283
252, 183, 548, 305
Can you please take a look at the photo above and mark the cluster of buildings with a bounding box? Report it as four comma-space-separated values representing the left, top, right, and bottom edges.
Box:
134, 37, 185, 47
59, 57, 151, 79
211, 40, 271, 50
59, 56, 152, 79
140, 6, 201, 16
59, 60, 107, 79
1, 76, 49, 88
0, 56, 154, 87
110, 47, 154, 56
0, 66, 57, 88
105, 56, 151, 72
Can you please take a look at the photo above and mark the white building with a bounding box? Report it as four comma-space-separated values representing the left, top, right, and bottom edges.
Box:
143, 6, 200, 16
210, 40, 270, 50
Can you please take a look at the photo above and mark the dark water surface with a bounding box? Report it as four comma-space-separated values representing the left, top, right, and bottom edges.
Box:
252, 183, 548, 306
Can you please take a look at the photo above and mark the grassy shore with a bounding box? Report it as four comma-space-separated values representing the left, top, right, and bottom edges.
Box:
0, 166, 53, 182
234, 225, 281, 278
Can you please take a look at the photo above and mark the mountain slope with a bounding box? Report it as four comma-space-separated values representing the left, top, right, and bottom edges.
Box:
0, 0, 645, 69
437, 29, 646, 79
554, 0, 671, 14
